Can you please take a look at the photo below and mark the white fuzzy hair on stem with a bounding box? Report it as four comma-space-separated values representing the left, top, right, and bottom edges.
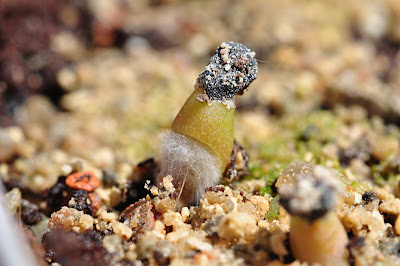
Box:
157, 131, 220, 206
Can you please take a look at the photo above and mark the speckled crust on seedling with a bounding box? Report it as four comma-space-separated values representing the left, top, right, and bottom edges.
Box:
198, 41, 258, 101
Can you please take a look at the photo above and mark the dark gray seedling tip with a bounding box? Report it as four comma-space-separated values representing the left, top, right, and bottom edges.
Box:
278, 165, 341, 222
279, 180, 336, 222
198, 42, 258, 101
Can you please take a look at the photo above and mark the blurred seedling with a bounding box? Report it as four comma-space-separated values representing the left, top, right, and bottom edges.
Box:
277, 161, 349, 265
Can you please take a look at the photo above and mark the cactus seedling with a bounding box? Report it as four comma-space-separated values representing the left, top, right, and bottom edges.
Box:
158, 42, 258, 206
278, 162, 349, 264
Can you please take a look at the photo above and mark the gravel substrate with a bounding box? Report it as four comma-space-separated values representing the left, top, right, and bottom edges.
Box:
2, 0, 400, 265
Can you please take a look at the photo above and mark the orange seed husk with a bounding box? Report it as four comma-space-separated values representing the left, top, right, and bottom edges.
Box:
65, 171, 101, 192
88, 192, 102, 214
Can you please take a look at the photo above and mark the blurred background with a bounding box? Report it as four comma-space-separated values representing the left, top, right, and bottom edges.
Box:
1, 0, 400, 192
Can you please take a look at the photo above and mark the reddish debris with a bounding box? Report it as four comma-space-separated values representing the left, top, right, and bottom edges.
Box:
223, 139, 250, 182
88, 192, 102, 214
240, 191, 248, 203
65, 171, 100, 192
205, 186, 226, 193
119, 200, 155, 241
42, 229, 111, 266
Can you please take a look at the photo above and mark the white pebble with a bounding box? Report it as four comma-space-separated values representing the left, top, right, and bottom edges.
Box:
220, 48, 229, 55
61, 164, 73, 176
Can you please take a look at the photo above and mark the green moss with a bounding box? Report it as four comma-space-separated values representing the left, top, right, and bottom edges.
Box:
259, 186, 273, 196
260, 138, 295, 165
248, 163, 267, 179
246, 110, 348, 192
256, 111, 342, 168
350, 181, 370, 194
254, 165, 281, 196
295, 140, 323, 161
266, 167, 281, 185
372, 175, 386, 187
303, 111, 341, 141
371, 160, 400, 187
266, 195, 280, 220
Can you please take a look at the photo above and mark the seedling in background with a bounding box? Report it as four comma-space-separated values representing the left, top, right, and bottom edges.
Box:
158, 42, 258, 206
277, 162, 348, 264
